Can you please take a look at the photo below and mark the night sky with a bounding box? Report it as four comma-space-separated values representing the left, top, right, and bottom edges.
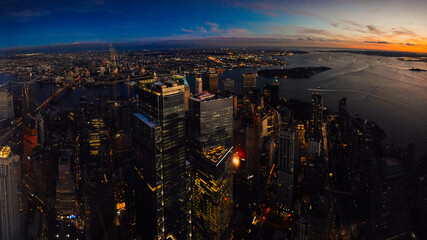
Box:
1, 0, 426, 52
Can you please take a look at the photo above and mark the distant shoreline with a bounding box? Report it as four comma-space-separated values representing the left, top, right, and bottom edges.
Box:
258, 66, 331, 78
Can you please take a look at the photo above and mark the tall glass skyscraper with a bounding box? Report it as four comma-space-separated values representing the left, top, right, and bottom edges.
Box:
188, 92, 234, 240
188, 92, 233, 155
134, 81, 191, 240
309, 92, 323, 139
277, 128, 298, 211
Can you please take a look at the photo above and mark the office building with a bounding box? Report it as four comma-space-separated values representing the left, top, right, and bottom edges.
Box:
134, 81, 191, 240
192, 146, 233, 240
373, 158, 409, 239
277, 128, 298, 211
263, 82, 279, 108
223, 78, 234, 92
188, 92, 234, 239
56, 149, 76, 220
195, 77, 203, 94
188, 92, 233, 155
22, 83, 36, 119
0, 90, 14, 120
0, 146, 22, 240
202, 72, 219, 92
242, 72, 257, 93
309, 92, 323, 139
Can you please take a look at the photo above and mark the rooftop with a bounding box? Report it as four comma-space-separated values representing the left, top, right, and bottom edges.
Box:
191, 92, 215, 101
203, 146, 233, 166
134, 113, 157, 128
0, 146, 11, 158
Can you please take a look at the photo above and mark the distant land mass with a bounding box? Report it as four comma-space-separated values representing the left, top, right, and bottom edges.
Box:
258, 66, 331, 78
409, 68, 427, 72
319, 49, 427, 58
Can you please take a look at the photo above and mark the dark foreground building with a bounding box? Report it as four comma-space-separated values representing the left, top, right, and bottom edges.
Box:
134, 81, 191, 240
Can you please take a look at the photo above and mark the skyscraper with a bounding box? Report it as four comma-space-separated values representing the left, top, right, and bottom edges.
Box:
22, 82, 36, 119
188, 92, 233, 155
242, 72, 257, 94
183, 77, 191, 112
202, 72, 219, 93
21, 83, 37, 159
263, 82, 279, 108
188, 92, 234, 240
374, 158, 409, 240
0, 90, 14, 121
223, 78, 234, 92
135, 81, 191, 240
56, 149, 76, 220
309, 92, 323, 139
192, 146, 233, 240
277, 128, 298, 211
0, 146, 22, 240
195, 77, 203, 94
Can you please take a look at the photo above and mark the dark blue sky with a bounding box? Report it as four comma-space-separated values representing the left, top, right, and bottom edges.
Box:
1, 0, 426, 52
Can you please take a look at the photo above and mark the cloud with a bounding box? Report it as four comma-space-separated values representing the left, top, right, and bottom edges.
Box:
406, 43, 419, 46
181, 23, 250, 37
391, 28, 417, 37
198, 27, 208, 34
364, 41, 392, 44
206, 22, 221, 33
8, 9, 51, 21
225, 28, 251, 37
271, 25, 350, 42
366, 25, 384, 35
181, 28, 195, 34
330, 23, 339, 28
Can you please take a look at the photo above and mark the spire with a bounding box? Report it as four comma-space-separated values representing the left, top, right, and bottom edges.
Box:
183, 74, 189, 86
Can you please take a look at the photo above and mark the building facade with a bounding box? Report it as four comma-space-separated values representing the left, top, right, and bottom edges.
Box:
0, 146, 22, 240
309, 92, 323, 139
242, 72, 257, 94
202, 72, 219, 93
135, 81, 191, 240
0, 90, 14, 121
277, 128, 298, 211
188, 92, 234, 240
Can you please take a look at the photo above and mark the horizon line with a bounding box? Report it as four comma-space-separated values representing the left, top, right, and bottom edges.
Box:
1, 37, 427, 54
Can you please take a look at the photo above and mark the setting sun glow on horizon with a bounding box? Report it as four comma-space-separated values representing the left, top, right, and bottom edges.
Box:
1, 0, 427, 53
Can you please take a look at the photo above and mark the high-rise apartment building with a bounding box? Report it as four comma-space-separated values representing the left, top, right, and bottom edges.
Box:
134, 81, 191, 240
0, 146, 22, 240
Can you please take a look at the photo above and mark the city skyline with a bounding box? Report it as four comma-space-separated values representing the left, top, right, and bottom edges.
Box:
1, 0, 427, 52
